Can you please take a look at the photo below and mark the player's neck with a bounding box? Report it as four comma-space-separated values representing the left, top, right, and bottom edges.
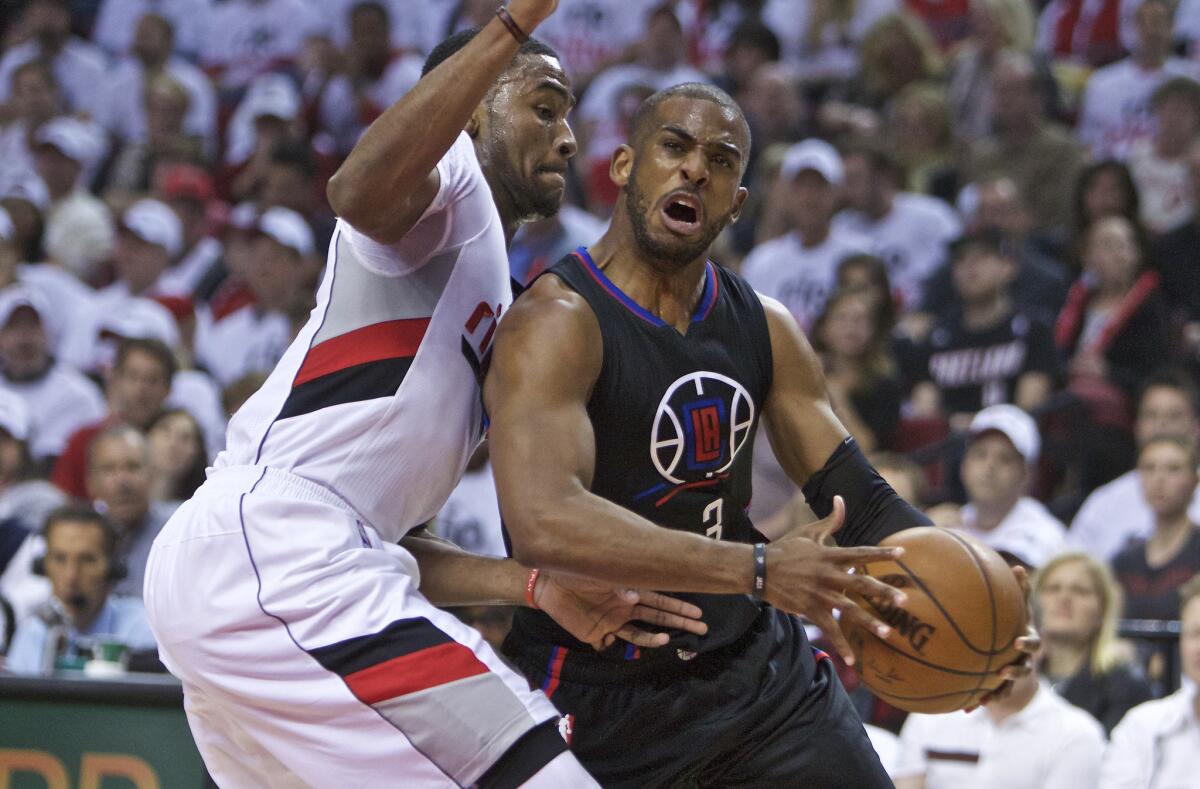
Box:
589, 230, 710, 333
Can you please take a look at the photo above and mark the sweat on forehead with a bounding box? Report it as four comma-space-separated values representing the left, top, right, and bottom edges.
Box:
630, 84, 750, 151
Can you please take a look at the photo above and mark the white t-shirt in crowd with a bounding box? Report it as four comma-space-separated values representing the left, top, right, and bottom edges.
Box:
1070, 469, 1200, 561
763, 0, 897, 80
0, 39, 109, 120
1129, 139, 1194, 235
92, 0, 213, 60
219, 133, 512, 541
535, 0, 660, 78
961, 496, 1068, 569
0, 363, 105, 461
193, 303, 294, 388
740, 228, 872, 332
1100, 686, 1200, 789
833, 193, 961, 310
318, 54, 423, 154
200, 0, 325, 90
156, 237, 223, 299
101, 56, 217, 150
896, 683, 1106, 789
435, 461, 506, 558
1076, 57, 1200, 160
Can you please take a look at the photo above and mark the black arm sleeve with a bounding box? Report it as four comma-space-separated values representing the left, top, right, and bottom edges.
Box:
801, 437, 931, 547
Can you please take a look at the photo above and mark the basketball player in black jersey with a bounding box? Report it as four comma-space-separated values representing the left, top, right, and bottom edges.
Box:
485, 83, 1037, 787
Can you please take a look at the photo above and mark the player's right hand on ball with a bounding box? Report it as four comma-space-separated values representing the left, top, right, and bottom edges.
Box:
506, 0, 560, 30
764, 496, 906, 665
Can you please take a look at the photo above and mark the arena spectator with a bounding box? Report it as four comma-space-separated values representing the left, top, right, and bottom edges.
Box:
222, 73, 303, 199
1072, 372, 1200, 561
854, 12, 944, 110
104, 70, 205, 199
0, 287, 104, 465
0, 175, 50, 266
1112, 434, 1200, 622
199, 0, 324, 94
909, 231, 1058, 430
0, 60, 62, 196
762, 0, 898, 84
1151, 139, 1200, 346
101, 13, 217, 155
834, 142, 961, 310
99, 198, 183, 304
887, 81, 956, 201
152, 164, 222, 300
743, 140, 871, 330
736, 61, 806, 181
1036, 0, 1124, 68
1129, 76, 1200, 236
713, 20, 780, 97
0, 0, 107, 119
33, 116, 113, 280
1034, 552, 1153, 735
193, 206, 312, 387
52, 338, 176, 499
811, 287, 903, 451
1076, 0, 1200, 160
894, 668, 1105, 788
963, 49, 1085, 238
5, 506, 155, 673
145, 408, 206, 505
931, 404, 1067, 569
0, 388, 66, 533
257, 139, 334, 249
92, 0, 212, 61
509, 205, 605, 286
533, 0, 660, 86
1099, 573, 1200, 788
946, 0, 1038, 144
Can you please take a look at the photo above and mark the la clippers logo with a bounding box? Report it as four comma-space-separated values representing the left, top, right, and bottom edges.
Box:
651, 372, 754, 484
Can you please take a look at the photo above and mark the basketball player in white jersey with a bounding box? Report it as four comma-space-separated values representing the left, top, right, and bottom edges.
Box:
142, 4, 709, 786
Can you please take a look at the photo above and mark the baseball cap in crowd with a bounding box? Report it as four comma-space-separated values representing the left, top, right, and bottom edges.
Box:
96, 297, 181, 349
969, 404, 1040, 464
243, 75, 301, 123
122, 198, 184, 258
159, 164, 216, 204
258, 207, 314, 258
1, 175, 50, 212
34, 116, 104, 169
0, 286, 51, 331
0, 388, 31, 442
780, 139, 844, 185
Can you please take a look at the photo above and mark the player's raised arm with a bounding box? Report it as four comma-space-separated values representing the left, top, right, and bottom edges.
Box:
485, 276, 906, 625
326, 1, 558, 244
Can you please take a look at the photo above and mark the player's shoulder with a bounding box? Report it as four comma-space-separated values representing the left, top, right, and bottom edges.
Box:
499, 268, 601, 348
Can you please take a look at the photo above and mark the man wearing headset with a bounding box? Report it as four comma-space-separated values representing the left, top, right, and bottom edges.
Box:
4, 506, 155, 673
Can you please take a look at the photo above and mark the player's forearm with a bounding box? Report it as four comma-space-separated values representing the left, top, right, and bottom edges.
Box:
400, 534, 527, 607
508, 488, 757, 595
326, 18, 526, 233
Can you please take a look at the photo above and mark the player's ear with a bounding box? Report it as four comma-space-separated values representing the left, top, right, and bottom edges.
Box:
610, 144, 634, 188
729, 186, 749, 224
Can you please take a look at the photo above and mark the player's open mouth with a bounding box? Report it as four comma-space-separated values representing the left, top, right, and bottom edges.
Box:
660, 192, 702, 235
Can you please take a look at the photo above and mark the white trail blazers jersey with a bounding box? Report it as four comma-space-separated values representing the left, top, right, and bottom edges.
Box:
218, 134, 511, 541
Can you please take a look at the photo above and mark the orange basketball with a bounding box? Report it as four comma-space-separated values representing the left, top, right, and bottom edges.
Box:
842, 526, 1028, 713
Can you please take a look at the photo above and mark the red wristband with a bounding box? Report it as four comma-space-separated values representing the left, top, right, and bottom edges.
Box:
496, 6, 530, 44
525, 568, 541, 609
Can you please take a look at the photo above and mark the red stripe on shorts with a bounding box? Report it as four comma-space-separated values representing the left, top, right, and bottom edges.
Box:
343, 641, 489, 704
294, 318, 430, 386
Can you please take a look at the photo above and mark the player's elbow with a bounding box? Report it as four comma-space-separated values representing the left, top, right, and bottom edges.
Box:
503, 501, 564, 568
326, 169, 363, 223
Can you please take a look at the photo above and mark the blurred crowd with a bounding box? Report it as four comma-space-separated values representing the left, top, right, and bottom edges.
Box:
0, 0, 1197, 785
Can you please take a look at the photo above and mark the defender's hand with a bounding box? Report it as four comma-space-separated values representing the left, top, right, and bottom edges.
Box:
506, 0, 560, 30
972, 565, 1040, 710
535, 573, 707, 651
764, 496, 907, 665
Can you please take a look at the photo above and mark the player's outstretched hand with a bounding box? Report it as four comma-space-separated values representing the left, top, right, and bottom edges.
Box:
763, 496, 907, 665
970, 564, 1041, 710
506, 0, 560, 31
534, 573, 708, 652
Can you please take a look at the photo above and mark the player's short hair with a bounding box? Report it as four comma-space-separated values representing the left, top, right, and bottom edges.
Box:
421, 27, 560, 78
628, 83, 752, 164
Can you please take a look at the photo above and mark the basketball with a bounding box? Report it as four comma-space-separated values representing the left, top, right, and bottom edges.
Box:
843, 527, 1029, 714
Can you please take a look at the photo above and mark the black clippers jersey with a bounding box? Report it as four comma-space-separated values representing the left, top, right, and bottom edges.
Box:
508, 247, 775, 664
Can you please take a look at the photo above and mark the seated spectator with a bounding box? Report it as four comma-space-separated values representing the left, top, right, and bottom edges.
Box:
909, 231, 1058, 431
0, 0, 107, 120
0, 175, 50, 266
1034, 552, 1153, 735
193, 207, 313, 387
743, 140, 871, 330
200, 0, 325, 95
1099, 573, 1200, 788
104, 71, 205, 199
887, 81, 956, 202
222, 74, 304, 201
101, 13, 217, 157
0, 60, 62, 197
946, 0, 1037, 144
5, 506, 156, 674
834, 142, 961, 311
533, 0, 660, 88
99, 198, 184, 304
811, 288, 902, 452
33, 116, 113, 281
931, 405, 1068, 568
1112, 435, 1200, 622
83, 426, 173, 599
0, 389, 65, 534
257, 140, 335, 251
152, 164, 223, 301
1071, 161, 1143, 258
1072, 372, 1200, 561
964, 49, 1085, 240
761, 0, 898, 84
712, 20, 780, 97
852, 12, 944, 110
92, 0, 212, 61
1036, 0, 1124, 68
52, 338, 176, 499
1129, 76, 1200, 237
146, 408, 206, 505
1076, 0, 1200, 160
894, 669, 1105, 788
1152, 139, 1200, 350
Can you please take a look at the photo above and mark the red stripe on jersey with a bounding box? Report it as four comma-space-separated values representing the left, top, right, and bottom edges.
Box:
294, 318, 430, 386
343, 641, 489, 704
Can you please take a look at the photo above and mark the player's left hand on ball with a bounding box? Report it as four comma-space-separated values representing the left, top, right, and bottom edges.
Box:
970, 563, 1040, 711
535, 573, 707, 651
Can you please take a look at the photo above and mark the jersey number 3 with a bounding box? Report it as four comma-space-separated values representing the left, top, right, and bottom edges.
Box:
703, 499, 723, 541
